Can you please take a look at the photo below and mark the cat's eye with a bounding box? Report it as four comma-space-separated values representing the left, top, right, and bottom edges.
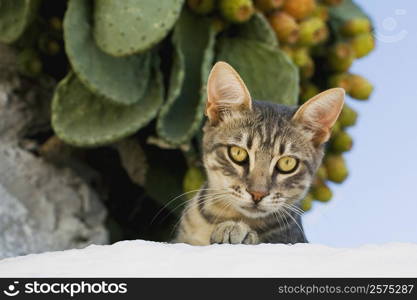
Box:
276, 156, 298, 173
228, 146, 248, 164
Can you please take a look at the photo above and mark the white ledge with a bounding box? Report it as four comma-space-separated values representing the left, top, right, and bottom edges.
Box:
0, 240, 416, 277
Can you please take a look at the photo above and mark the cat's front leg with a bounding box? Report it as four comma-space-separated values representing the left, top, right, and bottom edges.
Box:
210, 221, 259, 245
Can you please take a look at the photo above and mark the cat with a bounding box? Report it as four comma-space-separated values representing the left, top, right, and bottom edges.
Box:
175, 62, 344, 245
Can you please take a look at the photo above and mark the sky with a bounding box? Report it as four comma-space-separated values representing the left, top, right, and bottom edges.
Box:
304, 0, 417, 247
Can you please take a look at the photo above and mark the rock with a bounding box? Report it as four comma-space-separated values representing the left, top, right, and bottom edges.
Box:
0, 149, 108, 258
0, 44, 108, 258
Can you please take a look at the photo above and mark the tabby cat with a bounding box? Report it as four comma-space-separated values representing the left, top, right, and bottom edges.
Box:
175, 62, 344, 245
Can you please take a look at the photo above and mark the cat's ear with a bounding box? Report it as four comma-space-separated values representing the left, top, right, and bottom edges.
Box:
293, 88, 345, 145
206, 61, 252, 124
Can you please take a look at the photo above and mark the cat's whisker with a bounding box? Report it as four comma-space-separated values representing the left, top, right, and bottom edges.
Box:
170, 196, 231, 237
277, 197, 305, 215
150, 188, 227, 224
171, 197, 228, 237
277, 209, 290, 231
158, 192, 230, 226
281, 203, 304, 217
211, 199, 234, 225
173, 192, 231, 216
173, 193, 231, 222
272, 211, 284, 232
285, 202, 305, 214
281, 207, 305, 237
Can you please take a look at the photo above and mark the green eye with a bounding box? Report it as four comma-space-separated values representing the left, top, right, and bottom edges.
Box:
228, 146, 248, 163
277, 156, 298, 173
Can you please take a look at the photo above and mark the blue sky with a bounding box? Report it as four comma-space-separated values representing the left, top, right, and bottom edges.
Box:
304, 0, 417, 247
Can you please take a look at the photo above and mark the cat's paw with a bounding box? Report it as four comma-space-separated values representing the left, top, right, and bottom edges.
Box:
210, 221, 259, 245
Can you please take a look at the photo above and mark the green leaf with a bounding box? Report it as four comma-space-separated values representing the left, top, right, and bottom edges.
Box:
216, 38, 299, 106
93, 0, 184, 57
51, 58, 164, 147
0, 0, 39, 44
157, 10, 216, 145
64, 0, 151, 105
236, 12, 278, 46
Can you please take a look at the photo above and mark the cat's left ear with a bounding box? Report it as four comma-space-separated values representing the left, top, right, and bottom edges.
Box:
293, 88, 345, 145
206, 61, 252, 124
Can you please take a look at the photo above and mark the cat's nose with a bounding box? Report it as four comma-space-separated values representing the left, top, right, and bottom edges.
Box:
247, 190, 269, 203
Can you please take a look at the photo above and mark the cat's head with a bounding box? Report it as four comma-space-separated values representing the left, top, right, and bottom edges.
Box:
202, 62, 344, 219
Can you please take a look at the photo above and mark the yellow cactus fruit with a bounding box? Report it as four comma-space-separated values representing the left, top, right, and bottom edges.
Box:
298, 17, 328, 46
311, 181, 333, 202
347, 74, 373, 100
328, 42, 355, 72
300, 193, 314, 211
324, 154, 349, 183
330, 131, 353, 153
268, 11, 299, 44
339, 104, 358, 127
212, 16, 229, 33
300, 56, 315, 79
328, 73, 351, 92
254, 0, 284, 12
292, 47, 310, 67
219, 0, 255, 23
316, 165, 328, 180
312, 4, 329, 21
331, 120, 342, 136
350, 32, 375, 58
341, 17, 372, 37
283, 0, 317, 21
300, 82, 319, 103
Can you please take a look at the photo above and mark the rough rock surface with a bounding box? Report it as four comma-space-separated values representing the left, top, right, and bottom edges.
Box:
0, 44, 108, 259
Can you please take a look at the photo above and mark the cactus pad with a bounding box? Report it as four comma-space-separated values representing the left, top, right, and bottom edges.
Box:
237, 12, 278, 46
52, 61, 163, 147
217, 38, 299, 105
0, 0, 38, 44
64, 0, 151, 105
93, 0, 184, 57
157, 10, 215, 145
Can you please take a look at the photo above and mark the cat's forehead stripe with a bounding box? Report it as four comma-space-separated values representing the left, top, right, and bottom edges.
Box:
279, 143, 285, 155
246, 133, 253, 149
233, 132, 243, 142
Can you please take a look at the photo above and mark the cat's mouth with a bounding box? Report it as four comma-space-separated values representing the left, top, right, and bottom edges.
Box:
241, 205, 266, 213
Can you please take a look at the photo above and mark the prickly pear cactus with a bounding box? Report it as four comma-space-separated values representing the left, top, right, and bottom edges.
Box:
237, 12, 278, 46
217, 38, 299, 105
157, 10, 215, 145
51, 60, 163, 147
93, 0, 184, 57
2, 0, 377, 241
0, 0, 38, 44
64, 0, 151, 105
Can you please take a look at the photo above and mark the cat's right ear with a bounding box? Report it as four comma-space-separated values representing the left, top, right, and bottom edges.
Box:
206, 62, 252, 125
292, 88, 345, 145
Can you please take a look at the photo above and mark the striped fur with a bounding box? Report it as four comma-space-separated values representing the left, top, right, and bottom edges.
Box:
175, 101, 322, 245
174, 62, 343, 245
